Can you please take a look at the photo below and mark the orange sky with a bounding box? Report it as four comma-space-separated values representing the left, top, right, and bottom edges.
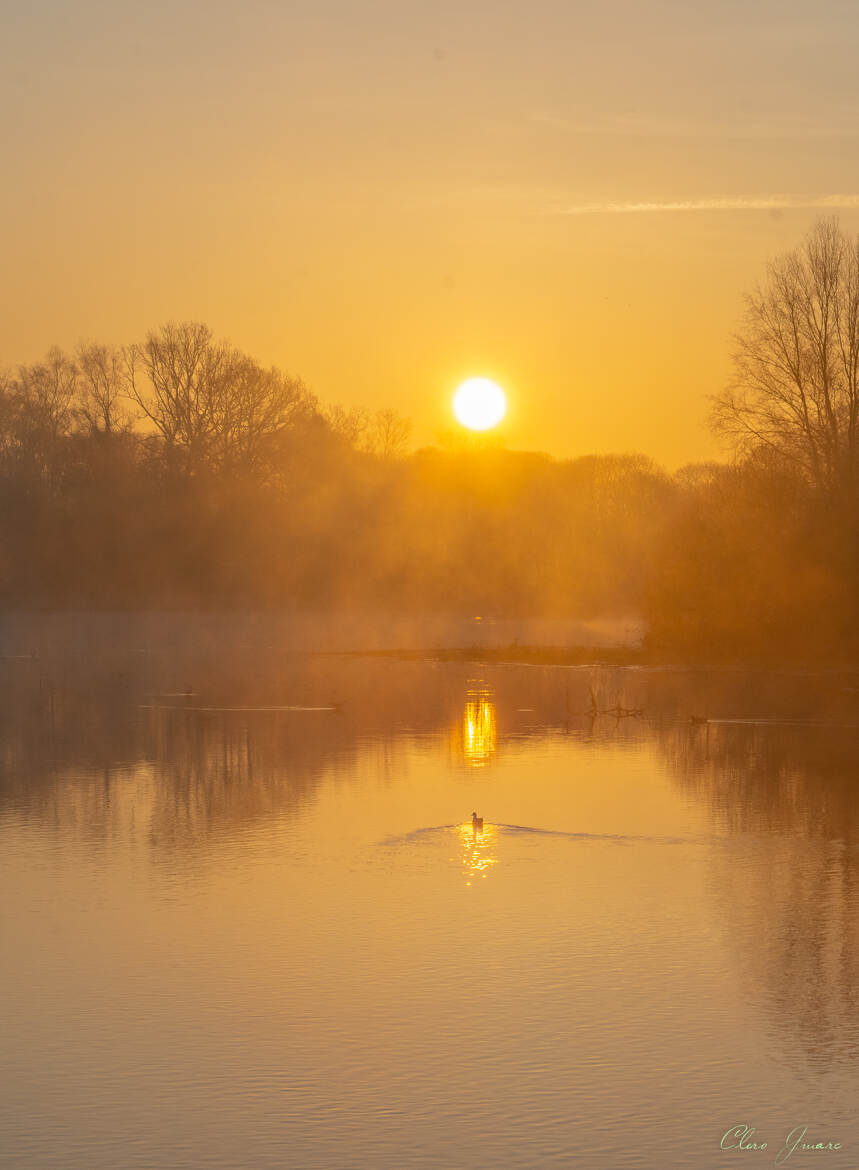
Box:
3, 0, 859, 466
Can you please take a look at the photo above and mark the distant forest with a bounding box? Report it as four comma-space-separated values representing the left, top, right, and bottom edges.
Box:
2, 218, 859, 660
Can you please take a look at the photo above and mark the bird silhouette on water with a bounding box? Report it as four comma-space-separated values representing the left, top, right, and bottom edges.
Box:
471, 811, 484, 834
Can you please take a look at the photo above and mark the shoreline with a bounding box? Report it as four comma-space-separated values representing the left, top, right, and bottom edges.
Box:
318, 645, 859, 671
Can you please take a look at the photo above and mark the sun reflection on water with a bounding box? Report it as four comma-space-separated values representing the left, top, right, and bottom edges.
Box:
456, 821, 499, 885
460, 685, 497, 767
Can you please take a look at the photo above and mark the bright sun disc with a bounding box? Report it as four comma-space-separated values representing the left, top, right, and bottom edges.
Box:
452, 378, 507, 431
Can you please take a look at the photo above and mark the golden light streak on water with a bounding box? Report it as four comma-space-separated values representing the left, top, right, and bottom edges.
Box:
456, 820, 499, 886
459, 686, 497, 767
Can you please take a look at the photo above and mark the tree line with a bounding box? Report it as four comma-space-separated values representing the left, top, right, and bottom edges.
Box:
1, 219, 858, 659
658, 217, 859, 657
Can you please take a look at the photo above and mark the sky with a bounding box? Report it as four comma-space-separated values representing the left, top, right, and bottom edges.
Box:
2, 0, 859, 466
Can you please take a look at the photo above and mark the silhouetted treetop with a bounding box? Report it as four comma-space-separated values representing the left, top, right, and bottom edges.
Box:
713, 217, 859, 505
126, 321, 317, 476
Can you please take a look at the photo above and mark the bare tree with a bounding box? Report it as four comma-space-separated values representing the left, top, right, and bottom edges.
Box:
712, 218, 859, 503
16, 347, 78, 443
128, 321, 314, 474
75, 342, 133, 435
322, 404, 412, 457
213, 357, 314, 474
324, 404, 371, 448
368, 408, 411, 458
127, 321, 225, 466
9, 348, 79, 489
0, 367, 18, 465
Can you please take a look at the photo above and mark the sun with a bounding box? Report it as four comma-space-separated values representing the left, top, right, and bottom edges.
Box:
452, 377, 507, 432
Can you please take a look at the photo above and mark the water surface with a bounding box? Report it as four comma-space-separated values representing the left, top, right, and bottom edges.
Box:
2, 637, 858, 1168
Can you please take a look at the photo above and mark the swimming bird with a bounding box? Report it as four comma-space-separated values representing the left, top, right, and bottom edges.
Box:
471, 811, 484, 833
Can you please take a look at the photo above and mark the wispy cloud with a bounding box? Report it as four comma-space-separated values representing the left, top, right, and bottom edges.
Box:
533, 112, 859, 142
561, 195, 859, 216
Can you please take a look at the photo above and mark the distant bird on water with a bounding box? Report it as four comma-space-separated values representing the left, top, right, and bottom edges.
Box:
471, 811, 484, 833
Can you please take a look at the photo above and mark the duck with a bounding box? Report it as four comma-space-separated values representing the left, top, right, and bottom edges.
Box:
471, 811, 484, 833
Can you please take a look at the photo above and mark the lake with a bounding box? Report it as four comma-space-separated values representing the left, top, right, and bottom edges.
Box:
1, 620, 858, 1168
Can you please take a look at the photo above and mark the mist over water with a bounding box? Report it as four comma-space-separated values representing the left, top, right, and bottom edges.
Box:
1, 618, 858, 1169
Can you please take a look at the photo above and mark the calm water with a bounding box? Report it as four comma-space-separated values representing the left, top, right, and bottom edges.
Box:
2, 624, 859, 1168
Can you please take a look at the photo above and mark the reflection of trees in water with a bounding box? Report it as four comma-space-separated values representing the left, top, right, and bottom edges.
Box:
0, 696, 364, 855
658, 718, 859, 1066
0, 654, 401, 854
660, 720, 859, 839
0, 654, 656, 851
6, 644, 859, 1060
3, 656, 791, 848
143, 712, 361, 853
